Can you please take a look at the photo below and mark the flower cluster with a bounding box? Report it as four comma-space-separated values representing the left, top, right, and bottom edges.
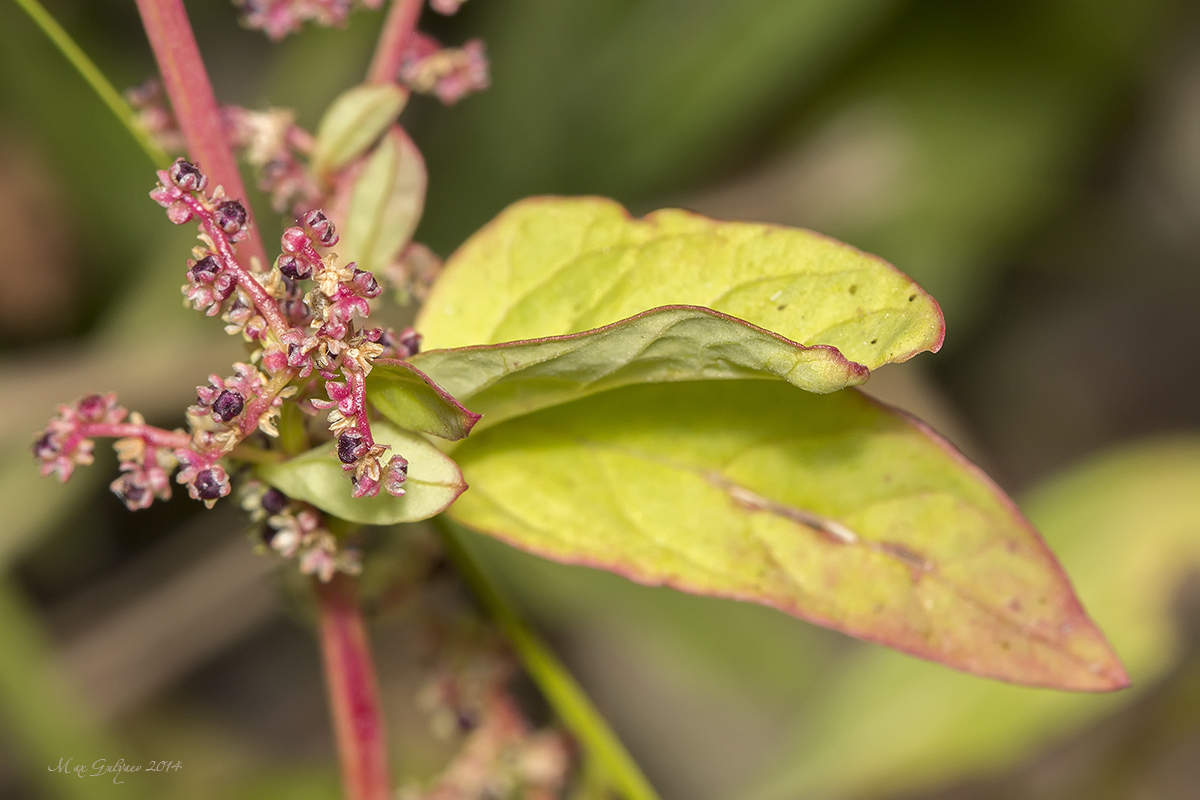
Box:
224, 105, 322, 215
399, 33, 491, 106
242, 482, 362, 581
34, 158, 411, 575
234, 0, 379, 41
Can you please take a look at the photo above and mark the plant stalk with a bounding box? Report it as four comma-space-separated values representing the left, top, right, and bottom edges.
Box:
438, 524, 663, 800
315, 573, 393, 800
367, 0, 424, 85
133, 0, 269, 269
11, 0, 171, 169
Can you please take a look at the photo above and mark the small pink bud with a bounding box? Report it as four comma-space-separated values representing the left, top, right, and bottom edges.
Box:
397, 327, 422, 357
352, 268, 381, 298
281, 226, 309, 254
167, 201, 194, 225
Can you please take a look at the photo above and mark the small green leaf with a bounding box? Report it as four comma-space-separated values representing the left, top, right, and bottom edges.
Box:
257, 422, 465, 525
447, 381, 1125, 691
366, 360, 481, 440
311, 83, 407, 175
410, 305, 868, 434
417, 197, 943, 369
338, 127, 426, 275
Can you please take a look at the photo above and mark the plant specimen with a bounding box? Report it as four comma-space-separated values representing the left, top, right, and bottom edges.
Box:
18, 0, 1129, 797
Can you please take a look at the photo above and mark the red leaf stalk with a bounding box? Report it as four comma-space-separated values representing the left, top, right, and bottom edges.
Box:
316, 573, 393, 800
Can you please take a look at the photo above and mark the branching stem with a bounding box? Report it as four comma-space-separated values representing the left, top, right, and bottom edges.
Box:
134, 0, 269, 270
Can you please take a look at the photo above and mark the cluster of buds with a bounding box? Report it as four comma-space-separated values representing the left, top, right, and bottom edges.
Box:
409, 653, 570, 800
32, 392, 228, 510
124, 79, 184, 154
34, 158, 411, 568
234, 0, 379, 41
399, 33, 491, 106
224, 106, 322, 215
242, 482, 361, 581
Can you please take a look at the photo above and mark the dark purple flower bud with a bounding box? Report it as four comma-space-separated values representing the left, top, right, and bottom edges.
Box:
190, 254, 221, 282
352, 268, 381, 298
76, 394, 107, 421
337, 431, 364, 464
212, 389, 245, 422
261, 487, 288, 514
169, 159, 206, 192
277, 255, 310, 280
398, 327, 422, 357
303, 210, 338, 246
32, 432, 57, 459
194, 469, 223, 501
215, 200, 248, 235
260, 523, 279, 546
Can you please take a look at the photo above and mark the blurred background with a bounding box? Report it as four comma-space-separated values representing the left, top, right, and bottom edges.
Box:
1, 0, 1200, 797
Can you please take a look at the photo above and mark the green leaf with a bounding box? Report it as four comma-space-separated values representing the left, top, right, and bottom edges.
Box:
311, 83, 407, 175
257, 422, 465, 525
446, 381, 1125, 691
409, 305, 868, 434
365, 360, 481, 440
746, 437, 1200, 800
338, 127, 426, 275
416, 197, 943, 370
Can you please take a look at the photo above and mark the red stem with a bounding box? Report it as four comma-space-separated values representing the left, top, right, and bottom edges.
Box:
315, 573, 393, 800
367, 0, 424, 85
134, 0, 269, 270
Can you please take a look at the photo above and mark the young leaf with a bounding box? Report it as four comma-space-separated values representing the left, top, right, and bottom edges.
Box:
366, 360, 481, 440
337, 127, 426, 275
407, 305, 868, 434
311, 83, 407, 175
257, 422, 466, 525
445, 381, 1126, 691
416, 196, 943, 369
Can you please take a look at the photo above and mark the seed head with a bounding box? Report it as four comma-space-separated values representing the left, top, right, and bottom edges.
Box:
212, 389, 245, 422
337, 431, 364, 464
169, 159, 207, 192
215, 200, 248, 235
261, 487, 288, 514
195, 469, 224, 500
303, 210, 338, 246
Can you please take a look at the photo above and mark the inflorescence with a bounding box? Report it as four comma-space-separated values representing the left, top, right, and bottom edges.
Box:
33, 158, 417, 579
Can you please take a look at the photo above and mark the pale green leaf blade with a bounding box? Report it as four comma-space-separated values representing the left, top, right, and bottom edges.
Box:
446, 381, 1124, 690
366, 360, 481, 440
746, 437, 1200, 800
416, 197, 943, 368
312, 83, 407, 175
338, 127, 426, 275
408, 305, 868, 433
257, 422, 465, 525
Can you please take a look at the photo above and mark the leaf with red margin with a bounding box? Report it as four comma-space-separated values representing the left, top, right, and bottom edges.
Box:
406, 305, 868, 434
445, 380, 1127, 690
417, 196, 944, 370
366, 360, 481, 440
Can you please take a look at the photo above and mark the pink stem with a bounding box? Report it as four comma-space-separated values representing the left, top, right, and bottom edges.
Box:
367, 0, 424, 85
347, 369, 375, 447
78, 423, 191, 449
134, 0, 269, 270
179, 195, 289, 337
315, 573, 393, 800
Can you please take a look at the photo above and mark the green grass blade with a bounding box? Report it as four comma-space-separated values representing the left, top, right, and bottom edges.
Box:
10, 0, 171, 168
